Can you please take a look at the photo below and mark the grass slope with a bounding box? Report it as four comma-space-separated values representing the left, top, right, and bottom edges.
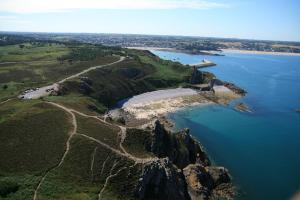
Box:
0, 43, 119, 101
62, 50, 192, 108
37, 135, 140, 200
76, 113, 121, 149
0, 100, 72, 199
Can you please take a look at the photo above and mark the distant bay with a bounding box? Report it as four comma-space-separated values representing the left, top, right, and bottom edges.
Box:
152, 50, 300, 200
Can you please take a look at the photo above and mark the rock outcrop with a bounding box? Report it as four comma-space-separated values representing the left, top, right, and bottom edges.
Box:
183, 164, 233, 200
150, 120, 210, 169
131, 120, 235, 200
223, 81, 246, 96
135, 158, 190, 200
190, 67, 215, 84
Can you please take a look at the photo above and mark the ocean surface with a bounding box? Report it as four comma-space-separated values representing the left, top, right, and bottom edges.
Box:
152, 50, 300, 200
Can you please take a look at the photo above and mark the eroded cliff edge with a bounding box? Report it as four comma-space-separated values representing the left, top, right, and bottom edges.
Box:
124, 120, 236, 200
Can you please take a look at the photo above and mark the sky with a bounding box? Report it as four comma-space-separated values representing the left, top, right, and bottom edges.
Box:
0, 0, 299, 41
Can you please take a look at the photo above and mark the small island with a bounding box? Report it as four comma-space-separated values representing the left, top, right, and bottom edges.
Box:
235, 102, 252, 113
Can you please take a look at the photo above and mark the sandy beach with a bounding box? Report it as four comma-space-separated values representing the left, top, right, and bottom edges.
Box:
121, 87, 241, 119
222, 49, 300, 56
126, 46, 175, 52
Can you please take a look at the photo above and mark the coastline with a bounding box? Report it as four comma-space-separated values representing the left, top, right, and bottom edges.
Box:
115, 86, 244, 123
222, 48, 300, 56
127, 46, 300, 57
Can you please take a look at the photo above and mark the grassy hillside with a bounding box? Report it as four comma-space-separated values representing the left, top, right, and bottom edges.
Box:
0, 42, 119, 101
76, 113, 121, 149
62, 49, 192, 108
0, 38, 196, 200
0, 100, 72, 199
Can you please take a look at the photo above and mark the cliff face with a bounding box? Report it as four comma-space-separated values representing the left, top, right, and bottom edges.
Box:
190, 67, 215, 84
150, 120, 210, 169
134, 120, 235, 200
135, 158, 190, 200
183, 164, 233, 200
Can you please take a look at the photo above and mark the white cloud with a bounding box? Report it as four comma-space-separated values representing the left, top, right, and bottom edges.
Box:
0, 0, 228, 13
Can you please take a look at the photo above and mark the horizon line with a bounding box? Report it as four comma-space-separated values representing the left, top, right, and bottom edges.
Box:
1, 30, 300, 43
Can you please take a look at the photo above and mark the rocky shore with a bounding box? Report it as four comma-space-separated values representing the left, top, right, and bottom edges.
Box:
107, 60, 245, 199
132, 120, 237, 200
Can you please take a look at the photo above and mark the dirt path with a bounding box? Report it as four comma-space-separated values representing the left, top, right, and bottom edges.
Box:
49, 102, 156, 164
90, 147, 98, 181
0, 60, 56, 65
98, 161, 136, 200
33, 101, 156, 199
0, 98, 13, 105
22, 56, 125, 99
58, 57, 125, 84
33, 103, 77, 200
98, 160, 119, 200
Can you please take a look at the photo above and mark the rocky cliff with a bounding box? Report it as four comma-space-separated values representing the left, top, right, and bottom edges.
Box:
150, 120, 210, 169
135, 158, 190, 200
190, 67, 215, 84
134, 120, 236, 200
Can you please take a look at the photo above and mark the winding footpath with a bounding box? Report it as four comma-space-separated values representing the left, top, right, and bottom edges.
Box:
23, 56, 125, 99
0, 98, 13, 105
33, 101, 156, 200
33, 103, 77, 200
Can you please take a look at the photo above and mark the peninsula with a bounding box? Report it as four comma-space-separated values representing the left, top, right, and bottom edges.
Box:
0, 34, 245, 200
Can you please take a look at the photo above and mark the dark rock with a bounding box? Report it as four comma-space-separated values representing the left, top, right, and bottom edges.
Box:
183, 164, 233, 200
183, 164, 214, 200
135, 158, 190, 200
150, 120, 210, 169
190, 67, 215, 84
206, 166, 231, 187
223, 81, 247, 95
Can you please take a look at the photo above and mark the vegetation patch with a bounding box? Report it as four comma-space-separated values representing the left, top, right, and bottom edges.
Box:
0, 102, 72, 174
45, 94, 107, 115
37, 135, 138, 200
76, 114, 121, 149
123, 128, 154, 158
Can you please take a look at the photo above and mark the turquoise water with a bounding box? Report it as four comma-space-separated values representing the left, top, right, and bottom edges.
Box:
152, 50, 300, 200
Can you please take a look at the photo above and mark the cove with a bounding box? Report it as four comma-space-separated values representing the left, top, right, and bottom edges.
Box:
152, 50, 300, 200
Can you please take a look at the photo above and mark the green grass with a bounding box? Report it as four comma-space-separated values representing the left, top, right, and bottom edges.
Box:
0, 43, 69, 62
138, 54, 191, 81
123, 128, 154, 158
0, 175, 41, 200
76, 114, 121, 149
0, 100, 73, 199
45, 94, 107, 115
36, 135, 139, 200
0, 42, 119, 101
0, 101, 72, 174
61, 49, 193, 108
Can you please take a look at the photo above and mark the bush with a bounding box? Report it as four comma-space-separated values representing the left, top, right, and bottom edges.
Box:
0, 180, 19, 197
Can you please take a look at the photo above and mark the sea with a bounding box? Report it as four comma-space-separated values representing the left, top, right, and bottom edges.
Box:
151, 50, 300, 200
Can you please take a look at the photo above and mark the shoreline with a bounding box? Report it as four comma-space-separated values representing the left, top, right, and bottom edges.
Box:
222, 49, 300, 56
126, 46, 223, 56
127, 46, 300, 57
114, 87, 243, 124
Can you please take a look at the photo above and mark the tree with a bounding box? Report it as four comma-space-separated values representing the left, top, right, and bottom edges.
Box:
2, 84, 8, 90
19, 44, 25, 49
